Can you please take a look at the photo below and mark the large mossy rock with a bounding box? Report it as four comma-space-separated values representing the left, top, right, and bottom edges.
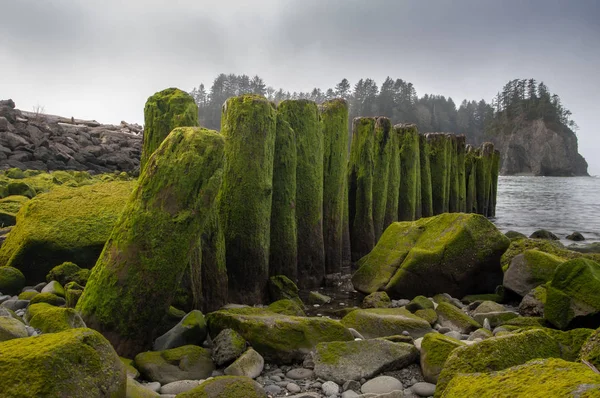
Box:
545, 258, 600, 329
503, 249, 565, 296
77, 127, 225, 357
352, 213, 510, 299
340, 307, 433, 339
153, 310, 207, 351
134, 345, 214, 385
0, 266, 25, 295
206, 307, 353, 364
435, 302, 481, 333
313, 338, 418, 384
177, 376, 266, 398
0, 181, 133, 284
435, 329, 588, 396
141, 87, 199, 170
46, 261, 90, 286
442, 358, 600, 397
420, 332, 466, 384
580, 327, 600, 369
0, 328, 126, 397
26, 302, 86, 333
0, 315, 28, 341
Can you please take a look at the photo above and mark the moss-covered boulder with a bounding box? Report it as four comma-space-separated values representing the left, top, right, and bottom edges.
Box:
30, 292, 66, 306
17, 290, 38, 300
313, 338, 418, 384
361, 291, 392, 309
278, 100, 324, 288
206, 307, 353, 364
126, 378, 160, 398
268, 299, 306, 316
545, 258, 600, 329
65, 281, 84, 308
41, 279, 65, 297
436, 302, 481, 333
519, 284, 547, 317
220, 95, 276, 303
0, 181, 133, 285
224, 347, 264, 379
0, 266, 25, 295
153, 310, 207, 351
27, 302, 86, 333
321, 99, 349, 275
442, 358, 600, 398
212, 328, 247, 367
177, 376, 266, 398
46, 261, 90, 286
580, 327, 600, 370
503, 249, 565, 296
267, 275, 300, 302
0, 315, 28, 341
0, 328, 126, 397
435, 329, 576, 396
352, 213, 509, 299
406, 295, 434, 312
77, 127, 225, 357
134, 345, 214, 385
341, 307, 433, 339
420, 332, 466, 383
0, 195, 29, 226
530, 229, 560, 240
141, 87, 199, 170
415, 308, 438, 325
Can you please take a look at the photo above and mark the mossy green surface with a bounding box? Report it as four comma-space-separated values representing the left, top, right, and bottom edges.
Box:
361, 291, 391, 309
448, 135, 460, 212
29, 292, 66, 306
199, 209, 229, 313
278, 100, 324, 288
441, 358, 600, 398
340, 307, 432, 339
456, 135, 467, 212
464, 147, 478, 213
0, 181, 133, 285
27, 302, 85, 333
0, 195, 29, 227
0, 328, 126, 397
397, 124, 420, 221
383, 122, 400, 229
0, 315, 28, 341
220, 95, 276, 303
489, 149, 500, 217
435, 329, 566, 397
321, 99, 348, 275
420, 332, 466, 383
406, 295, 434, 312
177, 376, 266, 398
270, 113, 297, 280
503, 249, 565, 296
580, 327, 600, 370
268, 299, 306, 316
0, 266, 25, 295
476, 143, 495, 217
134, 344, 214, 385
347, 117, 376, 262
419, 134, 433, 218
46, 261, 90, 286
77, 127, 225, 357
17, 290, 38, 300
352, 213, 509, 298
462, 293, 503, 303
371, 117, 392, 241
427, 133, 449, 215
268, 275, 300, 302
126, 378, 159, 397
545, 258, 600, 329
141, 87, 199, 170
415, 308, 438, 325
436, 301, 481, 333
65, 285, 83, 308
206, 307, 353, 364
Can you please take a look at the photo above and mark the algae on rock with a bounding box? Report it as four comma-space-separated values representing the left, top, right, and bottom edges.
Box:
77, 127, 225, 357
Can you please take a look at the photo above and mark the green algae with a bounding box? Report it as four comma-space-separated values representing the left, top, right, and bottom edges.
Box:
397, 124, 420, 221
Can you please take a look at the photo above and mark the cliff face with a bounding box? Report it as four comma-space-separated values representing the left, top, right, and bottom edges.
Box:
494, 119, 588, 176
0, 99, 142, 174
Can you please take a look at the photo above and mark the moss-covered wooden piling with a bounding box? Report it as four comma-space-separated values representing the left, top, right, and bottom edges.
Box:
476, 142, 495, 217
397, 124, 420, 221
141, 88, 199, 171
465, 146, 478, 214
383, 125, 401, 228
220, 95, 276, 304
489, 149, 500, 217
77, 127, 225, 357
419, 134, 433, 217
321, 99, 349, 275
456, 135, 467, 212
348, 117, 376, 262
372, 117, 392, 240
427, 133, 449, 215
278, 100, 325, 287
269, 115, 297, 280
448, 135, 459, 213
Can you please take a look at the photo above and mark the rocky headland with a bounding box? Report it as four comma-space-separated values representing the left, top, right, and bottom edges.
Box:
0, 89, 599, 398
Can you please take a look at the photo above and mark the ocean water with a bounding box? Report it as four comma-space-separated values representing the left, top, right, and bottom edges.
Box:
493, 176, 600, 244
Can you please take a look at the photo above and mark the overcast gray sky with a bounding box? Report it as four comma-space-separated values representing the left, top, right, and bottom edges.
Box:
2, 0, 599, 174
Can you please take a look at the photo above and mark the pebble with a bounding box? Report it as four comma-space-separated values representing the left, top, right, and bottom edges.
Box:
444, 331, 462, 340
160, 380, 201, 395
411, 382, 436, 397
264, 384, 282, 395
143, 382, 161, 393
413, 337, 423, 351
322, 381, 340, 396
341, 391, 360, 398
33, 282, 47, 292
343, 380, 361, 392
361, 376, 403, 395
437, 326, 452, 333
0, 295, 11, 304
402, 330, 410, 336
286, 382, 301, 393
286, 368, 314, 380
312, 381, 322, 389
270, 375, 282, 382
1, 299, 29, 311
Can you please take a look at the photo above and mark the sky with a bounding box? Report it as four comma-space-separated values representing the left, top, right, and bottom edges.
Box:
1, 0, 599, 174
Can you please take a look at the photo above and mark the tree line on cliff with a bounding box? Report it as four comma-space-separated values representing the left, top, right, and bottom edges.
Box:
189, 75, 577, 145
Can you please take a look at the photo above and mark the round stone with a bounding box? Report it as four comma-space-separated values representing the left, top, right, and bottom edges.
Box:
286, 368, 314, 380
286, 382, 301, 393
322, 381, 340, 396
361, 376, 403, 395
411, 382, 436, 397
264, 384, 282, 395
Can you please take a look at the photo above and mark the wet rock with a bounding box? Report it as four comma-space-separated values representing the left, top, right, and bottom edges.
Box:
224, 348, 264, 379
566, 231, 585, 241
153, 310, 207, 351
361, 376, 403, 395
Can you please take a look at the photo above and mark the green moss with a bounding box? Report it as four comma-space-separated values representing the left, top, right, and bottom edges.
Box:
415, 308, 438, 325
6, 181, 36, 198
0, 316, 28, 341
77, 127, 225, 357
30, 292, 66, 306
141, 87, 199, 170
372, 117, 392, 240
321, 99, 349, 274
580, 327, 600, 370
347, 117, 376, 262
0, 328, 126, 397
464, 147, 478, 213
268, 299, 306, 316
0, 181, 134, 285
475, 143, 495, 217
361, 291, 391, 309
5, 168, 25, 179
206, 307, 353, 363
426, 133, 449, 215
268, 275, 300, 302
65, 285, 83, 308
462, 293, 503, 303
442, 358, 600, 398
46, 261, 90, 286
278, 99, 324, 287
0, 195, 29, 226
27, 303, 85, 333
198, 208, 229, 313
420, 332, 466, 383
456, 135, 467, 212
220, 95, 276, 303
0, 266, 25, 295
448, 135, 460, 212
436, 302, 481, 333
545, 258, 600, 329
489, 149, 500, 217
397, 124, 420, 221
177, 376, 266, 398
340, 307, 432, 339
406, 295, 434, 312
134, 345, 214, 385
382, 121, 400, 229
419, 134, 433, 217
17, 290, 39, 300
269, 112, 297, 280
